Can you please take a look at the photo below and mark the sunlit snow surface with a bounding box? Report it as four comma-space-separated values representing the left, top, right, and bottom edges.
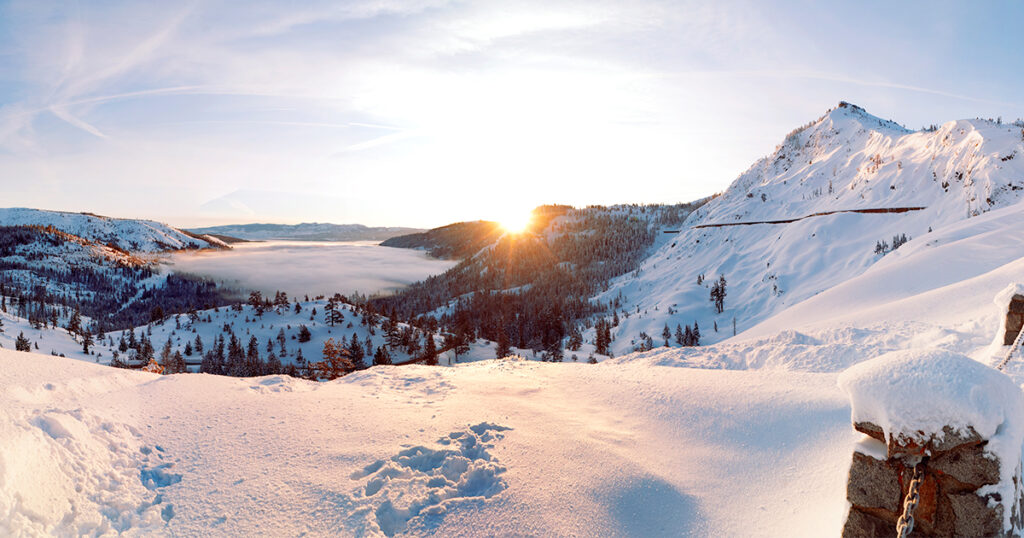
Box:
167, 241, 457, 298
5, 107, 1024, 535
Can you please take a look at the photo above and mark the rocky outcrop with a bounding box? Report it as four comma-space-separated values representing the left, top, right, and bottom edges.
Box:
843, 422, 1014, 537
1005, 294, 1024, 346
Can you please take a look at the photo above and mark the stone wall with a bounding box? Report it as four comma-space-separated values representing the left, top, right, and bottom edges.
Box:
1006, 294, 1024, 346
842, 421, 1023, 537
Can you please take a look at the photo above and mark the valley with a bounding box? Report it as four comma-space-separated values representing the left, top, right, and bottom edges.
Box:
3, 103, 1024, 536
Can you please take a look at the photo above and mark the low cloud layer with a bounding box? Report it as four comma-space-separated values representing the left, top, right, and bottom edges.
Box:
167, 241, 456, 298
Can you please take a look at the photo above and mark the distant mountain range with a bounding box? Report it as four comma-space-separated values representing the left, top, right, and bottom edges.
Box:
188, 222, 425, 242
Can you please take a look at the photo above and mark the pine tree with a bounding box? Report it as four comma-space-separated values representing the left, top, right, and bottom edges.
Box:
316, 338, 353, 379
675, 324, 684, 345
249, 291, 264, 315
566, 325, 583, 351
184, 341, 193, 356
298, 324, 312, 342
709, 275, 727, 314
265, 352, 282, 375
227, 333, 245, 376
595, 318, 611, 355
160, 337, 173, 366
67, 309, 82, 336
373, 345, 392, 366
194, 334, 204, 353
247, 335, 262, 376
348, 333, 365, 368
171, 350, 186, 374
15, 332, 31, 352
324, 299, 344, 327
422, 333, 438, 365
277, 328, 287, 354
662, 323, 672, 347
82, 332, 94, 354
495, 328, 512, 359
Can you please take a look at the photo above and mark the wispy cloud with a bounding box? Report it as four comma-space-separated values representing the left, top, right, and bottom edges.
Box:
1, 0, 1022, 227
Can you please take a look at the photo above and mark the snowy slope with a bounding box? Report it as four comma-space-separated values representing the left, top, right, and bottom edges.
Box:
0, 208, 226, 252
7, 253, 1023, 538
1, 296, 594, 371
0, 347, 854, 537
598, 103, 1024, 353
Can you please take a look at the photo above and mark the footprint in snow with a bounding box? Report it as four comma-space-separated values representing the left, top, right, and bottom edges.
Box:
349, 422, 512, 536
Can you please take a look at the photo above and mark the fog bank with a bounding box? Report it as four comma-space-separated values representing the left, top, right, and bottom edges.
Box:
168, 241, 456, 298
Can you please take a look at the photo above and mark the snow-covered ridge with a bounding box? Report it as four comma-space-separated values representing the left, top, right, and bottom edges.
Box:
0, 208, 226, 252
690, 101, 1024, 226
597, 102, 1024, 352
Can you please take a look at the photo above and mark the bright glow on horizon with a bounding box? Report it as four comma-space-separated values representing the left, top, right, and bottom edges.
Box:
497, 210, 533, 235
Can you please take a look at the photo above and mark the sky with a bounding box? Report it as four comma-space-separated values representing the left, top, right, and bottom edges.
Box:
1, 0, 1022, 229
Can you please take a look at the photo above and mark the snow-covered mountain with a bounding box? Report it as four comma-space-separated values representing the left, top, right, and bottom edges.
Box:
600, 102, 1024, 352
0, 208, 227, 252
4, 103, 1024, 536
188, 222, 424, 242
0, 208, 235, 331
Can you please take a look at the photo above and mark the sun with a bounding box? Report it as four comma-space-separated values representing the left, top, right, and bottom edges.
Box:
497, 210, 533, 234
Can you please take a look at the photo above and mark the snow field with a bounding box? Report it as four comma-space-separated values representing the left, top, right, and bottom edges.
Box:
0, 349, 856, 537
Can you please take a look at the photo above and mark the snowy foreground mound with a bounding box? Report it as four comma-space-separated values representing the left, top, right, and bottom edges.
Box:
1, 349, 854, 537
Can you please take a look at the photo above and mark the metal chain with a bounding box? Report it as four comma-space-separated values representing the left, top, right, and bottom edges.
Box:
896, 462, 925, 538
996, 325, 1024, 371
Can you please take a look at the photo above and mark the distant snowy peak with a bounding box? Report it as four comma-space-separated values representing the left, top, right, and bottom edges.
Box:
689, 102, 1024, 227
188, 222, 425, 242
0, 208, 225, 252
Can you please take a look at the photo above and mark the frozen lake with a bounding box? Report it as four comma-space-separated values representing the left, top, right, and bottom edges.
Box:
167, 241, 456, 298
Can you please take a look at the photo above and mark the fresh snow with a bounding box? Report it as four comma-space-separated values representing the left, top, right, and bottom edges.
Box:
838, 349, 1023, 451
0, 350, 854, 537
0, 208, 224, 252
597, 104, 1024, 354
5, 104, 1024, 536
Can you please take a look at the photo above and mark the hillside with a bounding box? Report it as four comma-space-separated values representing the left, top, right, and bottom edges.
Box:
3, 233, 1021, 535
4, 104, 1024, 536
0, 208, 227, 252
380, 220, 505, 259
0, 209, 236, 332
597, 102, 1024, 354
189, 222, 424, 242
374, 203, 704, 354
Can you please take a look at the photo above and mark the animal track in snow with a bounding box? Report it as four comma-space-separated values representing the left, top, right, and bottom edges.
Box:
349, 422, 512, 536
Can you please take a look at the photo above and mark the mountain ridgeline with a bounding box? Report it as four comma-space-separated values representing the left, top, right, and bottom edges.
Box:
380, 221, 506, 259
5, 102, 1024, 367
0, 210, 237, 334
594, 101, 1024, 354
372, 202, 706, 355
188, 222, 424, 242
